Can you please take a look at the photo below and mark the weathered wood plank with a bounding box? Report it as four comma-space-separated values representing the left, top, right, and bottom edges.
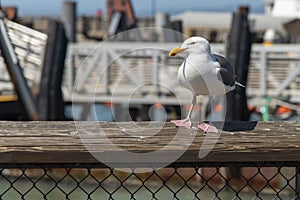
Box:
0, 121, 299, 164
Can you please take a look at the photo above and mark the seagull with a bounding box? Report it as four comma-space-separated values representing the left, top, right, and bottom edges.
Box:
169, 36, 244, 133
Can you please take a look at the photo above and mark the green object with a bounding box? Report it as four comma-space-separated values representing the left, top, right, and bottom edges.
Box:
262, 97, 271, 121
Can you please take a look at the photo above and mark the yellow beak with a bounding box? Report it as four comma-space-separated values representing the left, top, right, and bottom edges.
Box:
169, 47, 187, 56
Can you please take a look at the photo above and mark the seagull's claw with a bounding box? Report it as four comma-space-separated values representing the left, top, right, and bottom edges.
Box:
171, 119, 192, 128
198, 123, 218, 133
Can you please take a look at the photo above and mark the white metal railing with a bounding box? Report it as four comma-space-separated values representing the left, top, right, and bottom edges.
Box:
1, 21, 300, 108
64, 42, 224, 104
250, 44, 300, 99
64, 42, 300, 106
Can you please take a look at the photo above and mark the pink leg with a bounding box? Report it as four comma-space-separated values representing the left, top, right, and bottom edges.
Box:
171, 95, 196, 128
198, 96, 218, 133
198, 122, 218, 133
171, 118, 192, 128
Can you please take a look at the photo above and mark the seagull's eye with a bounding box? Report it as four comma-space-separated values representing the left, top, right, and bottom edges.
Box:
189, 42, 196, 45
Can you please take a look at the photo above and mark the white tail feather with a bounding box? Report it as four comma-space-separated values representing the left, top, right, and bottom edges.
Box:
235, 81, 245, 88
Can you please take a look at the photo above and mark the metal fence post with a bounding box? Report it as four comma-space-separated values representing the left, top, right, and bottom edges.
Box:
66, 48, 75, 91
260, 50, 267, 97
296, 167, 300, 200
152, 49, 159, 94
70, 53, 76, 91
101, 51, 109, 94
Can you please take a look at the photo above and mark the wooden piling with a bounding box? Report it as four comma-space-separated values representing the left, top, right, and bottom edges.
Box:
37, 20, 68, 120
61, 1, 77, 43
226, 6, 252, 121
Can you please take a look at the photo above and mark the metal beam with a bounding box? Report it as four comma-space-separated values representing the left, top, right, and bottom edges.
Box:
108, 49, 146, 94
260, 50, 267, 97
296, 167, 300, 200
74, 49, 102, 92
274, 64, 300, 97
0, 14, 38, 120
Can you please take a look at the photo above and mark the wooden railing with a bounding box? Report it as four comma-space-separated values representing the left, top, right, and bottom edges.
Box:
0, 121, 299, 164
0, 121, 299, 199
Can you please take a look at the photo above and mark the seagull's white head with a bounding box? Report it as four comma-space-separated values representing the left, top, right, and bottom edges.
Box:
169, 36, 211, 56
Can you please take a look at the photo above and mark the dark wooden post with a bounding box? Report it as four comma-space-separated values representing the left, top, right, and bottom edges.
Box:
226, 6, 252, 121
37, 20, 68, 120
61, 1, 76, 43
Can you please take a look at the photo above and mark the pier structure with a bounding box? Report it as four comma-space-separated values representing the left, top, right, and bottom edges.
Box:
1, 20, 300, 119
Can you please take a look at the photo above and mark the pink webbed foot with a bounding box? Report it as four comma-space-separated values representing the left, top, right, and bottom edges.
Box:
198, 123, 218, 133
171, 119, 192, 128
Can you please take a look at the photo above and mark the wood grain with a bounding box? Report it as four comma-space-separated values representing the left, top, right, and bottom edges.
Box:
0, 121, 299, 165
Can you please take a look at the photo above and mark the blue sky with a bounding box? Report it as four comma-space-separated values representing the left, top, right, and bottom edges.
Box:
2, 0, 265, 17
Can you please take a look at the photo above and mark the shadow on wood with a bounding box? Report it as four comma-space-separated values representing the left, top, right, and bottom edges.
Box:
223, 121, 257, 132
208, 121, 257, 132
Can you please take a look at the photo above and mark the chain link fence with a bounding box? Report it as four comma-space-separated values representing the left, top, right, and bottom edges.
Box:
0, 162, 299, 200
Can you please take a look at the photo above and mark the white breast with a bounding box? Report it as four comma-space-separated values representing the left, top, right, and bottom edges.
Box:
177, 56, 230, 96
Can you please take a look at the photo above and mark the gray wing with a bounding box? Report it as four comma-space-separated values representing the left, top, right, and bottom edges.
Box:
212, 54, 236, 86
